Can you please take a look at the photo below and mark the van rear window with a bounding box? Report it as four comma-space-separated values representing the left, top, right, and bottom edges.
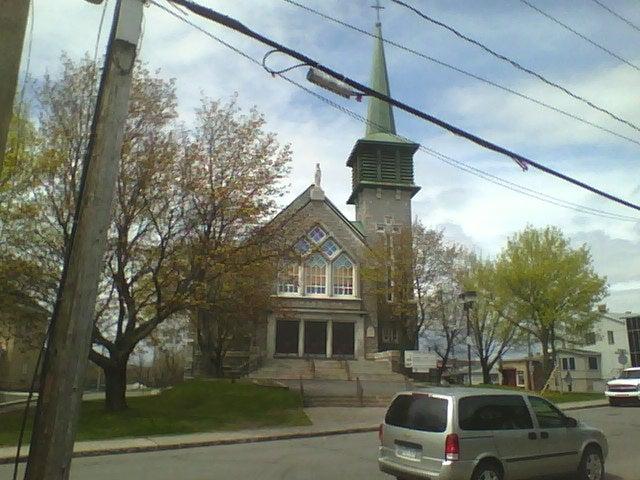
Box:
385, 394, 448, 432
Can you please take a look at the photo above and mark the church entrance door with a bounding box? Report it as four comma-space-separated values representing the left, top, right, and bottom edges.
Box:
332, 322, 355, 357
275, 320, 299, 355
304, 321, 327, 356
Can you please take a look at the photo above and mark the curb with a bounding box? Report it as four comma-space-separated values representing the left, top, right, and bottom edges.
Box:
561, 402, 609, 411
0, 401, 609, 464
0, 426, 379, 465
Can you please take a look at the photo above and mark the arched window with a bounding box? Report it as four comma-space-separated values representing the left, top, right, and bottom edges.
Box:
278, 262, 299, 294
305, 254, 327, 295
333, 254, 354, 296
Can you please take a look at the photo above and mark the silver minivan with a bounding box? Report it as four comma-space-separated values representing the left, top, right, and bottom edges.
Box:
378, 388, 607, 480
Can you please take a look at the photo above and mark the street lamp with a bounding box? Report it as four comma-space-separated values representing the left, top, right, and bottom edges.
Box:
459, 290, 477, 386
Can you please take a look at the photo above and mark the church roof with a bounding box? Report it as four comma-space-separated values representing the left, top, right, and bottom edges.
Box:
270, 184, 367, 244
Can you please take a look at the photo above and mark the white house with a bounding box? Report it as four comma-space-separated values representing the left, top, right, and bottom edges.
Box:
583, 305, 631, 380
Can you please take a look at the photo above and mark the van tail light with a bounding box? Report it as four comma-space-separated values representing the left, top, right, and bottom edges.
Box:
444, 433, 459, 461
378, 423, 384, 444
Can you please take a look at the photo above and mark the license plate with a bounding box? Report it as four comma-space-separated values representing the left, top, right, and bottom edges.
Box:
395, 445, 421, 460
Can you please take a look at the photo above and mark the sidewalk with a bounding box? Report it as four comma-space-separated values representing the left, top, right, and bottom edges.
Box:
0, 400, 608, 464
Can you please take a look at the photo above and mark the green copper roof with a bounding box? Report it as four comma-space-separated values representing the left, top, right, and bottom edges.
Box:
364, 22, 398, 142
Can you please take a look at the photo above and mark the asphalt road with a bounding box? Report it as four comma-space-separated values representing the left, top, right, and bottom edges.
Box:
2, 405, 637, 480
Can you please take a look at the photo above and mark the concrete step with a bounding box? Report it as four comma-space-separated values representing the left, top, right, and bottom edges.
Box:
313, 360, 349, 380
247, 359, 314, 380
347, 360, 406, 382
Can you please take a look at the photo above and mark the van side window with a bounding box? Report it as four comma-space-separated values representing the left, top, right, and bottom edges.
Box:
459, 395, 533, 431
385, 394, 448, 432
528, 396, 567, 428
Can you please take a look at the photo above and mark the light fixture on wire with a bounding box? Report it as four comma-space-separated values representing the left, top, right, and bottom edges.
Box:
306, 68, 362, 101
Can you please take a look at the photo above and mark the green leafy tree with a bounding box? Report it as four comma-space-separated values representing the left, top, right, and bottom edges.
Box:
492, 226, 607, 380
463, 259, 519, 384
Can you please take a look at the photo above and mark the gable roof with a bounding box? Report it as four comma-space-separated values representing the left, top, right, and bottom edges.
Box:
270, 185, 367, 244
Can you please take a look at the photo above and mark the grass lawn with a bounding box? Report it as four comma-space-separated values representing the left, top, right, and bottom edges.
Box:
419, 383, 605, 404
468, 383, 606, 403
0, 379, 310, 447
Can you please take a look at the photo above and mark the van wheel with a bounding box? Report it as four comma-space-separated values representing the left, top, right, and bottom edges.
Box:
471, 461, 503, 480
578, 446, 604, 480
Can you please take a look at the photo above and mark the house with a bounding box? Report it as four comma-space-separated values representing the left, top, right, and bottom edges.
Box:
501, 348, 603, 393
582, 304, 632, 379
555, 348, 603, 392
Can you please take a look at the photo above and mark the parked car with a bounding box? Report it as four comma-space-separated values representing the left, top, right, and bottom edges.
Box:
605, 367, 640, 406
378, 387, 607, 480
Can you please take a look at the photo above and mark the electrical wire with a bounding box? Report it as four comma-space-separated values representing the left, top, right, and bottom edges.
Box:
388, 0, 640, 134
162, 0, 640, 213
281, 0, 640, 149
151, 0, 639, 224
590, 0, 640, 34
520, 0, 640, 72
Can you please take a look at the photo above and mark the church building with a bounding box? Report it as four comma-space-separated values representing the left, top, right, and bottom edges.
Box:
262, 19, 421, 362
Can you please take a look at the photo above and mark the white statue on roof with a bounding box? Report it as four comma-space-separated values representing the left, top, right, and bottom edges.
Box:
314, 163, 322, 188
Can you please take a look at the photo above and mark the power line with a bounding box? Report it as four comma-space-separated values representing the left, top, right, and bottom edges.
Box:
388, 0, 640, 134
281, 0, 640, 149
520, 0, 640, 72
162, 0, 640, 213
590, 0, 640, 34
152, 0, 639, 223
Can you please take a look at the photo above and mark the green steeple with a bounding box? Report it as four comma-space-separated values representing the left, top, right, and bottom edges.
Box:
365, 22, 397, 141
346, 17, 420, 206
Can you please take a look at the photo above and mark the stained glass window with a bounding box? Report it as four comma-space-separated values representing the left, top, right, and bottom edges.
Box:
277, 263, 299, 294
321, 239, 340, 258
294, 238, 310, 254
305, 254, 327, 294
308, 226, 327, 244
333, 254, 354, 296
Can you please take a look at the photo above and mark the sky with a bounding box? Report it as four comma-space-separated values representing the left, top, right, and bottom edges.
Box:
21, 0, 640, 313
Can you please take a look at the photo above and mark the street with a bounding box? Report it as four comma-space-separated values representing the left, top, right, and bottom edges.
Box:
2, 405, 638, 480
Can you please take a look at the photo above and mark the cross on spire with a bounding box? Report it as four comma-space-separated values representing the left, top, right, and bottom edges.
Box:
371, 0, 384, 23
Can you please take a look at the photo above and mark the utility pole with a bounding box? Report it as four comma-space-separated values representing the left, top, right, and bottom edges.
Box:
24, 1, 143, 479
0, 0, 31, 173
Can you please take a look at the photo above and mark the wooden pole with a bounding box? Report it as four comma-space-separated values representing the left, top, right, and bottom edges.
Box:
0, 0, 31, 172
24, 1, 143, 478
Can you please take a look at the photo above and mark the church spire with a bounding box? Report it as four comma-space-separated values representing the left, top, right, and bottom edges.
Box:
365, 15, 396, 138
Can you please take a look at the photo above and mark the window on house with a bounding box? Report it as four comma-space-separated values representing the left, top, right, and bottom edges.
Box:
391, 225, 401, 234
585, 332, 596, 345
308, 226, 327, 244
277, 263, 299, 294
607, 330, 615, 345
516, 370, 525, 386
304, 254, 327, 294
588, 356, 598, 370
569, 357, 575, 370
333, 254, 354, 296
321, 239, 339, 258
561, 358, 568, 370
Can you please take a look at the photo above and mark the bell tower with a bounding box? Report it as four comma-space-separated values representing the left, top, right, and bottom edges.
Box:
346, 17, 420, 241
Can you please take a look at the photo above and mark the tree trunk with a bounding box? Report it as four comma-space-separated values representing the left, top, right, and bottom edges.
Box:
198, 343, 225, 377
480, 357, 491, 384
104, 362, 128, 412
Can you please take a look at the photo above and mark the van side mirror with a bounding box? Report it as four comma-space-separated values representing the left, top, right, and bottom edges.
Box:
564, 416, 578, 428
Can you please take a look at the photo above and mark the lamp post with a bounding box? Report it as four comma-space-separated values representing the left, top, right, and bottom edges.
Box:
459, 291, 477, 386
